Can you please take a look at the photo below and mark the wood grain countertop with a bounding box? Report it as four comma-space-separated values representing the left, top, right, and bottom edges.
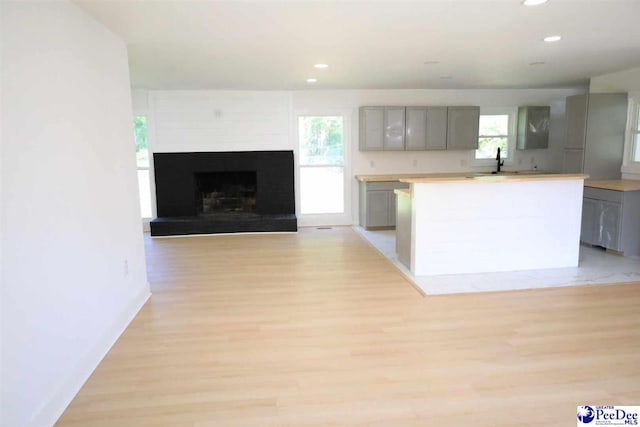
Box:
356, 173, 462, 182
400, 173, 588, 184
584, 180, 640, 192
356, 171, 555, 182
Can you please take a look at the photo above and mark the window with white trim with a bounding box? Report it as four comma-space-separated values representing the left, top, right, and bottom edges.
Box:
474, 108, 516, 162
298, 116, 345, 215
134, 116, 152, 218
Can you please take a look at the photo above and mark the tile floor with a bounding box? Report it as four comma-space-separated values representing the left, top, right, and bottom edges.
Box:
355, 227, 640, 295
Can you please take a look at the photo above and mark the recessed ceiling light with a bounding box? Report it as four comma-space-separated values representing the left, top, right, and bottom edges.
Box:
522, 0, 548, 6
529, 61, 546, 65
314, 63, 329, 69
306, 78, 317, 83
424, 61, 440, 65
543, 35, 562, 42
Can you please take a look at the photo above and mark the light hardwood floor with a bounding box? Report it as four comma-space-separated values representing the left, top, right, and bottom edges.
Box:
57, 227, 640, 427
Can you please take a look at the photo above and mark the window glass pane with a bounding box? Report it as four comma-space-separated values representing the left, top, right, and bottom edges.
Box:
134, 116, 149, 168
633, 133, 640, 162
300, 167, 344, 214
479, 115, 509, 136
137, 169, 152, 218
476, 137, 509, 160
298, 116, 344, 165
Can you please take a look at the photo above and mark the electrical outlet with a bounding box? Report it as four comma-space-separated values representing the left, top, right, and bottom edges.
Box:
123, 260, 129, 276
518, 157, 523, 165
369, 160, 375, 168
460, 159, 467, 167
214, 109, 223, 118
530, 156, 535, 164
412, 159, 418, 167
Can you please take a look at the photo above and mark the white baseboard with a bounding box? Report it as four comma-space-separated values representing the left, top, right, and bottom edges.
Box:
27, 285, 151, 427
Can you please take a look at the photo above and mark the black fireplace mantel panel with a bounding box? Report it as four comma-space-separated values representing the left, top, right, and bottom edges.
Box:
151, 151, 296, 236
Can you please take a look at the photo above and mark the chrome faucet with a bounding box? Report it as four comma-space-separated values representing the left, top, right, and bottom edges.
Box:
495, 147, 504, 173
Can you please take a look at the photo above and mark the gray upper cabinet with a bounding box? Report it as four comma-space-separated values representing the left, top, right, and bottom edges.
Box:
405, 107, 428, 150
359, 105, 477, 151
446, 106, 480, 150
405, 107, 448, 151
426, 107, 448, 150
563, 93, 627, 179
359, 107, 384, 151
383, 107, 405, 151
517, 106, 550, 150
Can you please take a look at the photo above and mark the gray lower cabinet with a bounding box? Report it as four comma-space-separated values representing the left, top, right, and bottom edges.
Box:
581, 187, 640, 256
446, 106, 480, 150
359, 181, 410, 229
395, 190, 412, 269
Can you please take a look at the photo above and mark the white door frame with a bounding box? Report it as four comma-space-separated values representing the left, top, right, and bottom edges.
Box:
294, 109, 352, 227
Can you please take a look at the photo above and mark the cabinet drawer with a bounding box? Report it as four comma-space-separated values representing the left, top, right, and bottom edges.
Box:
366, 181, 410, 191
584, 187, 623, 203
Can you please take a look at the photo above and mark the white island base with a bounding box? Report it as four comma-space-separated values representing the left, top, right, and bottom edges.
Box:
396, 175, 587, 276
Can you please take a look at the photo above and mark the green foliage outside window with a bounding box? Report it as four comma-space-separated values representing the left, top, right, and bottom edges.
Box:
476, 114, 509, 160
134, 116, 149, 167
299, 116, 344, 165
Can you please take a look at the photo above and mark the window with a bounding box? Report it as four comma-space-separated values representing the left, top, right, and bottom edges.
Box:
632, 101, 640, 162
298, 116, 345, 214
134, 116, 152, 218
475, 113, 511, 160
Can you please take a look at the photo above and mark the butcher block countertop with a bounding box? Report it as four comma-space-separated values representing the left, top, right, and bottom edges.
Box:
356, 173, 462, 182
400, 173, 588, 184
355, 172, 587, 184
584, 180, 640, 192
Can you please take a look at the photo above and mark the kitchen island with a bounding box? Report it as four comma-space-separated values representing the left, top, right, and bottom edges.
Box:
395, 173, 589, 276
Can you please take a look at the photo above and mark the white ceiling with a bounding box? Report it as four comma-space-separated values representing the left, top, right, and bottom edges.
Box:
73, 0, 640, 90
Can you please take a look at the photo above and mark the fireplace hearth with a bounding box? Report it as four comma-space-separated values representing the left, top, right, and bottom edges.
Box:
150, 151, 297, 236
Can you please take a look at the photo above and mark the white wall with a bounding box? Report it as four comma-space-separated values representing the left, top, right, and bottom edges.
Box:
1, 2, 149, 426
590, 67, 640, 93
146, 88, 581, 224
149, 91, 292, 153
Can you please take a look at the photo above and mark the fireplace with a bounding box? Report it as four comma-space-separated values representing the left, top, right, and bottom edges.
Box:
196, 171, 257, 215
150, 151, 296, 236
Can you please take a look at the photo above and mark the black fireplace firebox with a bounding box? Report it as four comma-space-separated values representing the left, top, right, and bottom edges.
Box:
196, 171, 257, 215
150, 151, 297, 236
